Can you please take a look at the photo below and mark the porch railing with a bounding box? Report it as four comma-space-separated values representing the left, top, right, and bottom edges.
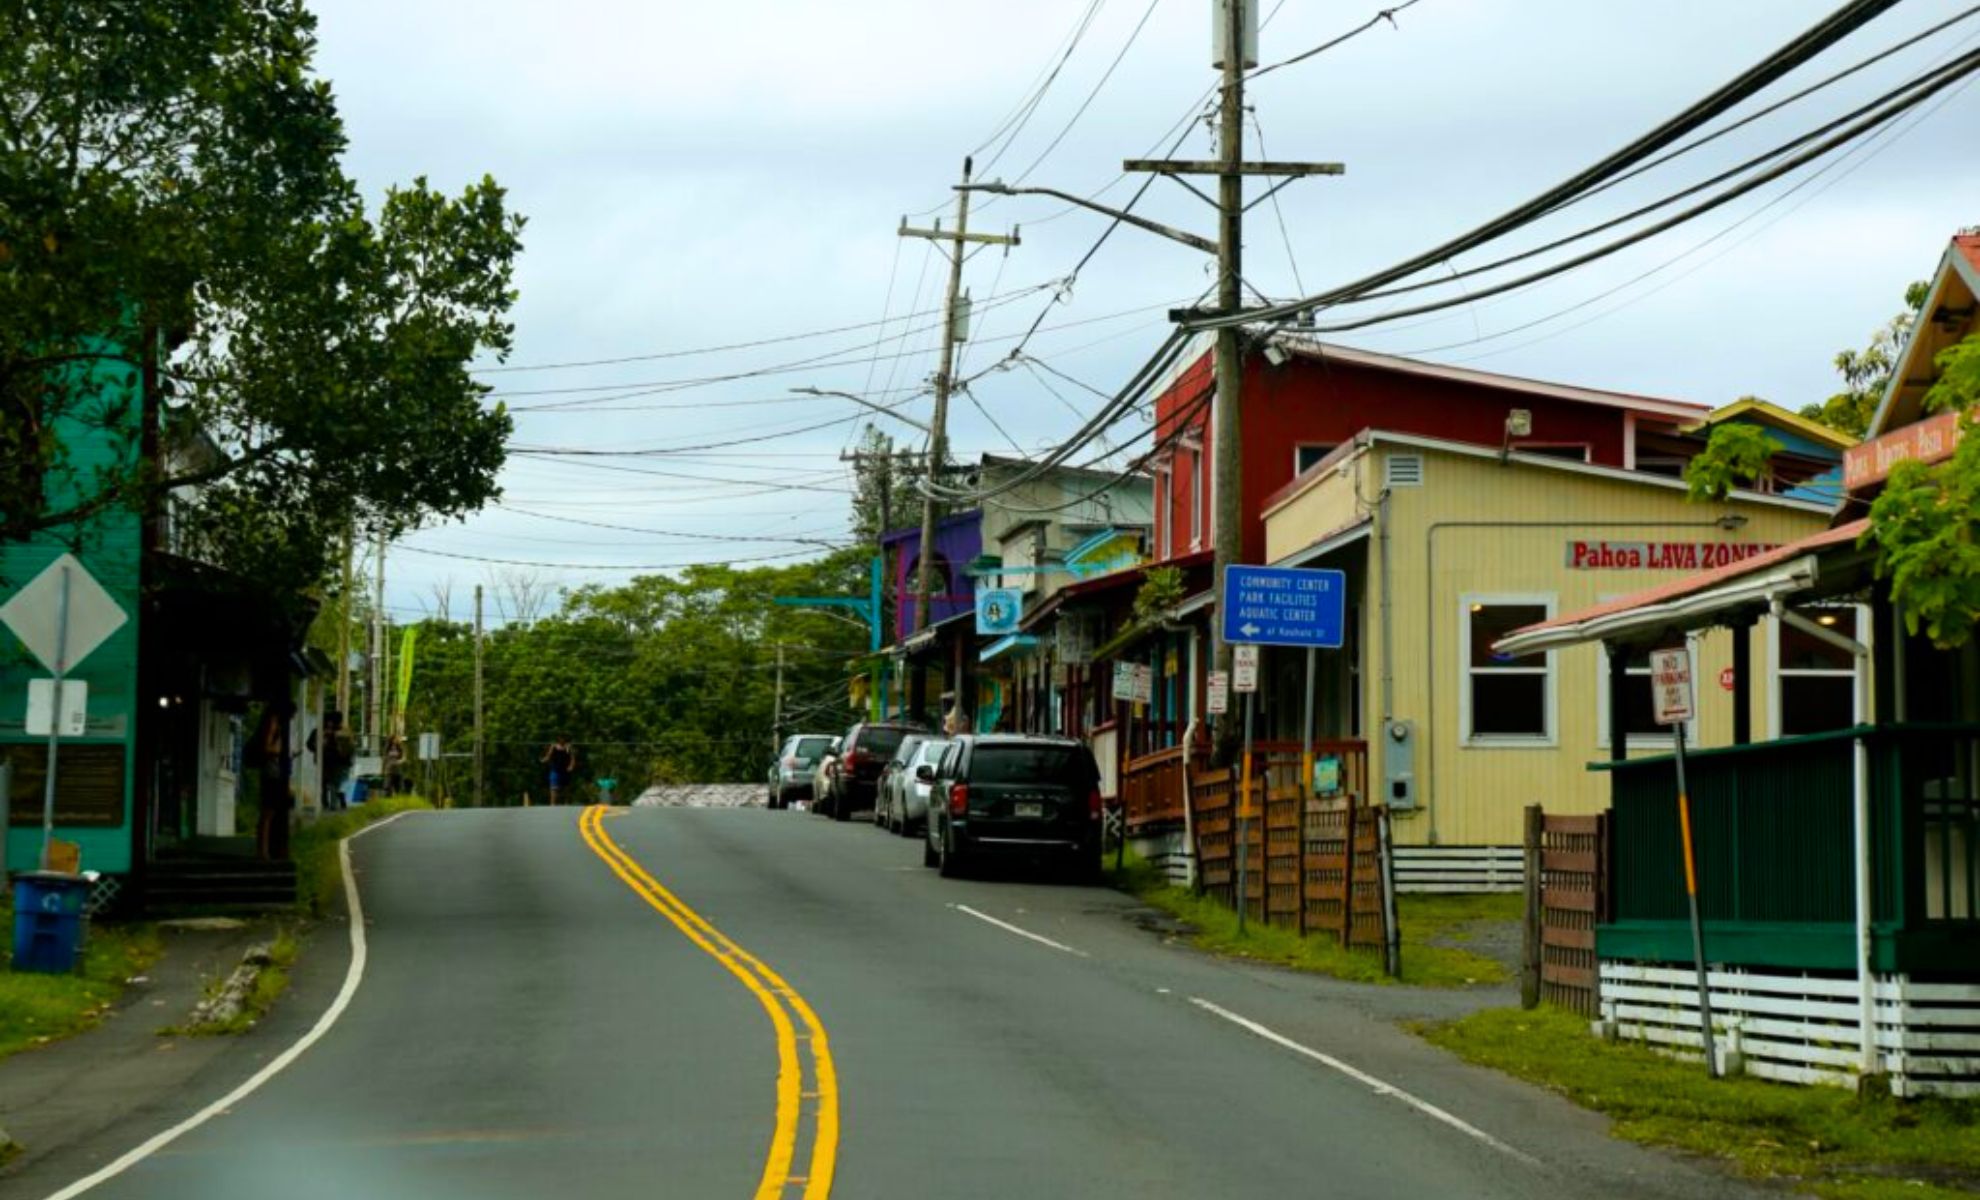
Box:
1118, 738, 1368, 833
1598, 722, 1980, 976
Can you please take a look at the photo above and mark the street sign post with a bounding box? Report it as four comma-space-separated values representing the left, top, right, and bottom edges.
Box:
1221, 565, 1346, 649
1651, 646, 1717, 1076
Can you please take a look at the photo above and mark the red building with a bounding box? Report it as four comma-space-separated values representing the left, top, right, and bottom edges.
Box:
1147, 337, 1712, 569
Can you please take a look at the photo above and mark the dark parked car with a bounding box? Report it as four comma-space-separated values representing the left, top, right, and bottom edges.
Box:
816, 721, 924, 821
766, 734, 836, 810
923, 735, 1102, 881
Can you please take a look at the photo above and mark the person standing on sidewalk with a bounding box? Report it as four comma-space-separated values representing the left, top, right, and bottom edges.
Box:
542, 736, 577, 805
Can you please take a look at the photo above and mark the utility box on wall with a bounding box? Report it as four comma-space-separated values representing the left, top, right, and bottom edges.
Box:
1383, 718, 1416, 809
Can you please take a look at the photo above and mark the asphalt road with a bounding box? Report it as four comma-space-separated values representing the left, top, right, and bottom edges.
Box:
36, 807, 1766, 1199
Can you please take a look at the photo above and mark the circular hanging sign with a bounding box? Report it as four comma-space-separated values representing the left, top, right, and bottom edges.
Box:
1719, 667, 1736, 692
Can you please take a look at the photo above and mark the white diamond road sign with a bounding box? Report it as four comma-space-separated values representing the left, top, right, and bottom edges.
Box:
1221, 565, 1346, 649
0, 553, 127, 673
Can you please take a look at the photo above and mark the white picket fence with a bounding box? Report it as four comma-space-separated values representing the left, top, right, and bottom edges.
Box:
1598, 962, 1980, 1097
1393, 845, 1523, 893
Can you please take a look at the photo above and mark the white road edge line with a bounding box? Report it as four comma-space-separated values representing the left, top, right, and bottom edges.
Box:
950, 903, 1089, 958
1187, 997, 1542, 1168
42, 810, 421, 1200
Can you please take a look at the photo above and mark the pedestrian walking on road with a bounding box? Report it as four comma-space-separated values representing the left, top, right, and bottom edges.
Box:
543, 736, 578, 805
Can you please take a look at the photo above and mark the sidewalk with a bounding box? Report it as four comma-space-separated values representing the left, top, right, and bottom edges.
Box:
0, 919, 273, 1179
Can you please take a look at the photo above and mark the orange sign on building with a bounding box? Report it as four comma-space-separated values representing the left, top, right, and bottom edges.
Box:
1844, 410, 1962, 491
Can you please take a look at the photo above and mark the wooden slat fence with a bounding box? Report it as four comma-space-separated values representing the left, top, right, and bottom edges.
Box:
1121, 745, 1187, 827
1192, 764, 1388, 952
1525, 809, 1611, 1016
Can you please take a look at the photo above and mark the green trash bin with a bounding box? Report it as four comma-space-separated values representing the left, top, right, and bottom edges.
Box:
11, 872, 90, 974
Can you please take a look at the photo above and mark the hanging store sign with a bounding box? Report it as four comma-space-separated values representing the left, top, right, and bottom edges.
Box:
976, 587, 1022, 636
1055, 614, 1093, 665
1564, 540, 1779, 571
1111, 661, 1137, 702
1844, 410, 1961, 491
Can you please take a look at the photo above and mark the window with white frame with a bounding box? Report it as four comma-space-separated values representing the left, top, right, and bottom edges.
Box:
1461, 597, 1555, 743
1155, 467, 1171, 559
1195, 447, 1209, 549
1187, 447, 1203, 549
1772, 603, 1866, 736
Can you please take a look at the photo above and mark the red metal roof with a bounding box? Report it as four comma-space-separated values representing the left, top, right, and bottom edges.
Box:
1957, 231, 1980, 274
1507, 517, 1871, 640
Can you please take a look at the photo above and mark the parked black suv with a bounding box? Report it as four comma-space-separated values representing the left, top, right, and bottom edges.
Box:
817, 721, 924, 821
922, 734, 1102, 881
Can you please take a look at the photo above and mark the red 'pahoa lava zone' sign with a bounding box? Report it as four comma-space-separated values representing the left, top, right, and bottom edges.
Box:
1564, 540, 1780, 570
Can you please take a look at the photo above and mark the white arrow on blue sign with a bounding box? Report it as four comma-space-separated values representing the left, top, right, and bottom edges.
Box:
1221, 565, 1346, 649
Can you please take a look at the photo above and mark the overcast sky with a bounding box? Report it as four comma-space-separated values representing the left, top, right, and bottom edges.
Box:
308, 0, 1980, 622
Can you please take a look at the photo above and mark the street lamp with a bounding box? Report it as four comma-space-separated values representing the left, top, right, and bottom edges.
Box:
790, 387, 932, 434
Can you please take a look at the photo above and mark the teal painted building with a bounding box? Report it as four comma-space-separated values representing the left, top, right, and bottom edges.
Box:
1, 341, 145, 875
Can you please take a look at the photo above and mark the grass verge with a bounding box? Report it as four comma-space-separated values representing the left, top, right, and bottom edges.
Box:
293, 795, 432, 916
1420, 1005, 1980, 1199
0, 901, 161, 1063
1104, 851, 1509, 988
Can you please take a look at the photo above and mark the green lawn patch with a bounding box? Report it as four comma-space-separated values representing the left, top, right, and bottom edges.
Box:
0, 903, 160, 1062
1420, 1005, 1980, 1198
293, 795, 432, 916
1105, 852, 1508, 988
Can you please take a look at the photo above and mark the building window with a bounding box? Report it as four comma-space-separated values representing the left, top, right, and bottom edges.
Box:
1294, 443, 1338, 475
1155, 468, 1171, 559
1195, 446, 1209, 549
1188, 448, 1203, 549
1521, 443, 1591, 463
1772, 604, 1865, 737
1461, 597, 1555, 744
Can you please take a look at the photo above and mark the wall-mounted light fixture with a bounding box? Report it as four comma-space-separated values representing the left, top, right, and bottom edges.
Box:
1499, 408, 1532, 463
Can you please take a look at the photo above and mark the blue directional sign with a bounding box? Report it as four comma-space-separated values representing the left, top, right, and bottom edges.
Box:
1221, 565, 1346, 649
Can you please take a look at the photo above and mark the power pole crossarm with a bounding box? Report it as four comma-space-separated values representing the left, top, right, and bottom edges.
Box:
1122, 159, 1343, 176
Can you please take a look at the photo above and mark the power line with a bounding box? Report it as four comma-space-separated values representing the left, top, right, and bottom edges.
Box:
394, 545, 835, 572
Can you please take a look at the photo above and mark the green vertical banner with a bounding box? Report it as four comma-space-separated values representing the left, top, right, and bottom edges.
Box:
396, 625, 418, 714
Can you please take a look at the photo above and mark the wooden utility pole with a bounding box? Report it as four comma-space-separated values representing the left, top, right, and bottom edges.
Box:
898, 157, 1019, 638
771, 643, 785, 760
336, 521, 354, 721
370, 533, 386, 756
474, 583, 485, 808
896, 160, 1017, 724
1126, 0, 1340, 757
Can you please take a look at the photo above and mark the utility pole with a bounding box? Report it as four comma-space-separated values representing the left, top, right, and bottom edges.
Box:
899, 158, 1017, 723
899, 157, 1019, 637
370, 533, 386, 756
337, 521, 354, 722
771, 643, 785, 760
1123, 0, 1341, 756
473, 583, 485, 809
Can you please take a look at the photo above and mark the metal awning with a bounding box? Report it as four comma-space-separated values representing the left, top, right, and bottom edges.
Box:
979, 634, 1039, 663
1272, 517, 1373, 568
896, 609, 974, 657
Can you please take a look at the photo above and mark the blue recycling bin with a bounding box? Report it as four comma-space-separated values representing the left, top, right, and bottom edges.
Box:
11, 872, 90, 974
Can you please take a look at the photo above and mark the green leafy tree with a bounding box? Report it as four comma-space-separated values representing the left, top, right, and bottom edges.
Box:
1863, 334, 1980, 647
398, 550, 874, 799
1, 0, 523, 593
1684, 421, 1782, 502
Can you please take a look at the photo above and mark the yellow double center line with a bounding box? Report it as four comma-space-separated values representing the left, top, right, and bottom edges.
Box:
579, 805, 838, 1199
